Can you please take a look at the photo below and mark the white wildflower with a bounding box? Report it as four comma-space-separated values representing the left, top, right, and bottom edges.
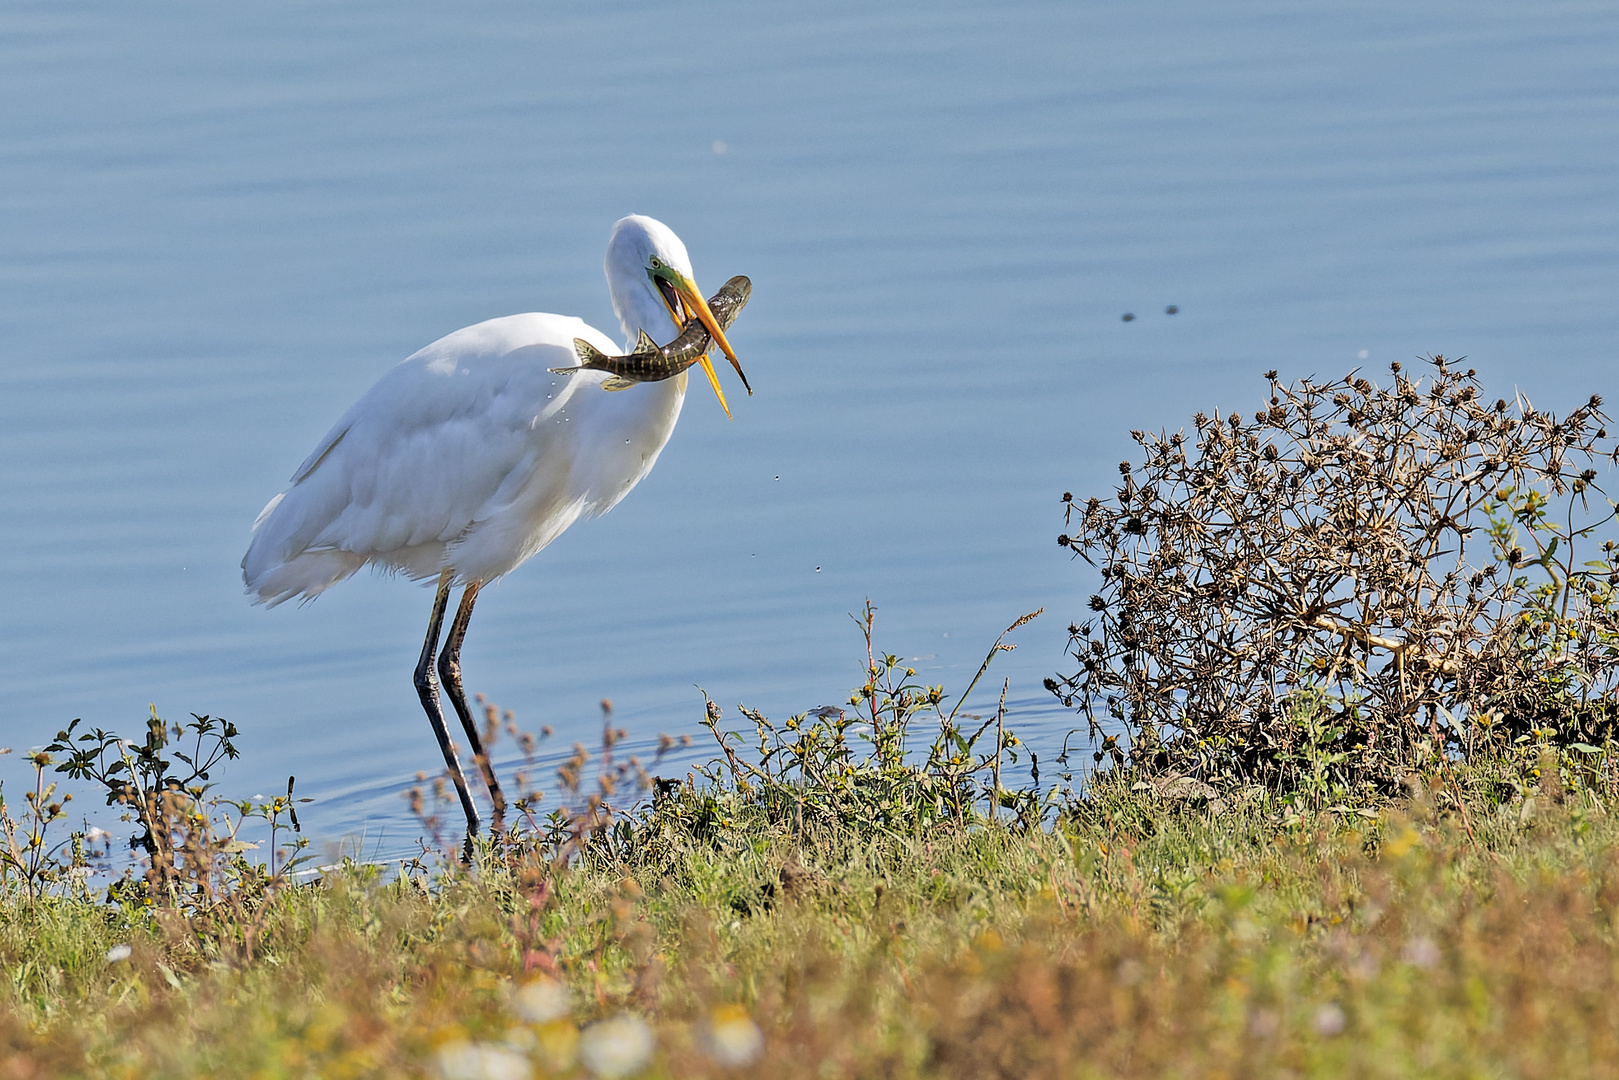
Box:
701, 1004, 764, 1066
511, 976, 570, 1023
104, 944, 132, 963
1402, 935, 1441, 969
1313, 1003, 1346, 1036
435, 1040, 531, 1080
579, 1014, 654, 1078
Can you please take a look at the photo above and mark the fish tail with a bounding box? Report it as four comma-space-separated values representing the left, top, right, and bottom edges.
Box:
572, 337, 609, 367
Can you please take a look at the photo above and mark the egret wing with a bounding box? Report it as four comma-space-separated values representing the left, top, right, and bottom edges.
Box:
243, 314, 613, 602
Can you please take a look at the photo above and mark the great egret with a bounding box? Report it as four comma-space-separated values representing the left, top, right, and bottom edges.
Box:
242, 215, 749, 836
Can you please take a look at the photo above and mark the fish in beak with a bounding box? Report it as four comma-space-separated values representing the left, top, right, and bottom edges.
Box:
651, 265, 752, 417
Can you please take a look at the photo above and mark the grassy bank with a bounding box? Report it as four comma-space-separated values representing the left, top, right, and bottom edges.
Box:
9, 358, 1619, 1078
3, 737, 1619, 1078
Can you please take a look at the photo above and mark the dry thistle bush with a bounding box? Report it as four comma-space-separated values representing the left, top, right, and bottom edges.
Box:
1050, 356, 1619, 790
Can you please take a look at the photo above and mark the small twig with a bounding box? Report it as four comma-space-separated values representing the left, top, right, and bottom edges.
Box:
990, 679, 1008, 823
948, 609, 1043, 724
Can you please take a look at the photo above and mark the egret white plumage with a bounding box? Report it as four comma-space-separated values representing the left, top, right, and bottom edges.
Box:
242, 215, 749, 836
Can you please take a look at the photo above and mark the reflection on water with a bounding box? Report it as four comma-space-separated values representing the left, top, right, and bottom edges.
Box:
1, 2, 1617, 854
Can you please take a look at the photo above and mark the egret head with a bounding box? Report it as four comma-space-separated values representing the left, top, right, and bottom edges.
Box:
605, 215, 748, 418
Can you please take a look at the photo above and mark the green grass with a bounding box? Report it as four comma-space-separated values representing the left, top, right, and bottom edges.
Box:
4, 751, 1619, 1078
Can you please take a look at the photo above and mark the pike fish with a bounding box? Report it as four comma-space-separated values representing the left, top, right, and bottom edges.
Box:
552, 275, 752, 393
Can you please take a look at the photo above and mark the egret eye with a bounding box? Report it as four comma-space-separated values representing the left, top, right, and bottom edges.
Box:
648, 256, 664, 270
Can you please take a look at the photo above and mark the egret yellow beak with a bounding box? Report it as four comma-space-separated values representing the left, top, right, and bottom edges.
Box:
655, 268, 751, 420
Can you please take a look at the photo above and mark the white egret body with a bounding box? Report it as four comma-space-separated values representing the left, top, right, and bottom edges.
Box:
242, 215, 747, 835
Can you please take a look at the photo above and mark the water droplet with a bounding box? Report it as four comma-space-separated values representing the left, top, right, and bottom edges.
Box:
774, 475, 780, 481
1165, 305, 1178, 315
1358, 349, 1369, 359
1121, 313, 1135, 322
815, 566, 821, 572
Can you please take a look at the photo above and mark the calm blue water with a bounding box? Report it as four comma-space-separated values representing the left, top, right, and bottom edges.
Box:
2, 2, 1617, 856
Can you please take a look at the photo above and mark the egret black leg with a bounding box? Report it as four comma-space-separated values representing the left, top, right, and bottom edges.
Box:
437, 580, 507, 835
414, 569, 481, 837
